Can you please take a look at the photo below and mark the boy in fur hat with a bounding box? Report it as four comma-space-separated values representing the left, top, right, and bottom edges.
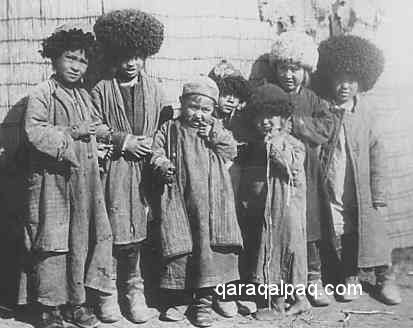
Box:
259, 31, 335, 307
21, 26, 113, 328
151, 76, 243, 327
90, 9, 167, 323
239, 84, 309, 317
317, 35, 401, 305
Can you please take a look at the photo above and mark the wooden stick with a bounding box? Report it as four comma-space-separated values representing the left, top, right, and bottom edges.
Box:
342, 309, 395, 315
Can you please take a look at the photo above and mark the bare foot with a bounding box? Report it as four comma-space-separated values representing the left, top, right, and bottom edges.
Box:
286, 295, 311, 316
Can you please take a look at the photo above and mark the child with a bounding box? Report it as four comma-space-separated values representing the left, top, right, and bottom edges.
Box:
317, 35, 401, 305
22, 26, 113, 328
151, 76, 243, 327
208, 61, 256, 315
91, 9, 166, 323
265, 31, 334, 306
240, 83, 309, 317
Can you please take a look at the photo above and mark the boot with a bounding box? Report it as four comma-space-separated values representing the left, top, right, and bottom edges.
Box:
35, 306, 64, 328
285, 294, 311, 316
188, 293, 214, 328
118, 246, 158, 323
307, 279, 331, 306
338, 275, 362, 302
61, 304, 100, 328
375, 266, 402, 305
212, 292, 237, 318
236, 300, 257, 315
96, 292, 122, 323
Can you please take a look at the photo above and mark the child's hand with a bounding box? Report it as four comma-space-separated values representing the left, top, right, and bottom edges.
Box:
198, 121, 213, 139
158, 160, 176, 185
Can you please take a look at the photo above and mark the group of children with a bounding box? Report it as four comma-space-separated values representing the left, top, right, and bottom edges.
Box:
18, 8, 401, 328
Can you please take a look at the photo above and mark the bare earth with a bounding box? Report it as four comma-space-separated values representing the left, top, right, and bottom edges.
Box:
1, 248, 412, 328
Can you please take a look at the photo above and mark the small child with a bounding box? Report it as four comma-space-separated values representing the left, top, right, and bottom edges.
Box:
151, 76, 243, 327
317, 35, 401, 305
240, 83, 309, 317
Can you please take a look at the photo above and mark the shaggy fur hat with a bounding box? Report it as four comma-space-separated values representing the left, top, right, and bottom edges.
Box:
269, 31, 319, 72
246, 83, 293, 119
93, 9, 164, 60
317, 35, 385, 93
41, 28, 95, 61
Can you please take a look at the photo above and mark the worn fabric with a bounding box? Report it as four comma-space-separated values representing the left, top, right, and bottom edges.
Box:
240, 133, 307, 286
326, 107, 358, 235
91, 72, 166, 245
288, 87, 335, 242
320, 96, 391, 268
151, 119, 242, 289
19, 77, 113, 305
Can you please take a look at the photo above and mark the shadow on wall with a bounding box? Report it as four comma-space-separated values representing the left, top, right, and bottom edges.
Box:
0, 96, 28, 307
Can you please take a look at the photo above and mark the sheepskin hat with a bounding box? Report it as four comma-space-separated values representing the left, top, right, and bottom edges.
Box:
317, 35, 385, 93
93, 9, 164, 61
269, 31, 319, 72
246, 83, 293, 119
41, 27, 95, 61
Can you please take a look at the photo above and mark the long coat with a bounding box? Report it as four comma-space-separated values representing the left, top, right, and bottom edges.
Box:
151, 119, 243, 289
90, 72, 165, 245
289, 87, 335, 242
320, 96, 391, 267
21, 77, 113, 297
240, 133, 307, 286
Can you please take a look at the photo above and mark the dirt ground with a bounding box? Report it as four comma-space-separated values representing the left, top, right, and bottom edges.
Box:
1, 248, 412, 328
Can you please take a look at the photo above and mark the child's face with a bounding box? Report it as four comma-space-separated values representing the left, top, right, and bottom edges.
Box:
181, 94, 215, 127
117, 55, 144, 81
276, 62, 305, 93
218, 93, 241, 115
332, 73, 359, 105
253, 113, 284, 137
54, 49, 88, 84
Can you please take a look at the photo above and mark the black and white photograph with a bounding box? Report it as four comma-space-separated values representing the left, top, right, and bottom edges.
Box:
0, 1, 412, 327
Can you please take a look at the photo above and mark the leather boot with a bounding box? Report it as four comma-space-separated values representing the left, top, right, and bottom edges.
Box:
188, 294, 214, 328
96, 292, 122, 323
35, 306, 64, 328
307, 279, 331, 306
118, 246, 158, 323
338, 275, 362, 302
375, 266, 402, 305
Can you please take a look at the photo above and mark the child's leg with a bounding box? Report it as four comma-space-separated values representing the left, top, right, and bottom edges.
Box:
188, 288, 214, 327
374, 265, 402, 305
96, 255, 121, 323
307, 240, 331, 306
115, 242, 158, 323
158, 289, 186, 322
32, 252, 66, 328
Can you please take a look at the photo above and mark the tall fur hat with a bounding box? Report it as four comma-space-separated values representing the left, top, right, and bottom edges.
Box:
269, 31, 319, 72
93, 9, 164, 60
317, 35, 385, 93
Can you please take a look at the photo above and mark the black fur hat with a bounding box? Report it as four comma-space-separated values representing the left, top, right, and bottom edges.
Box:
93, 9, 164, 61
317, 35, 385, 93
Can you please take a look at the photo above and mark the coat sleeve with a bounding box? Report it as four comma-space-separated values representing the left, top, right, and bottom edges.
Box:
209, 120, 238, 162
24, 84, 79, 167
151, 122, 172, 170
90, 83, 127, 150
292, 94, 334, 146
369, 121, 387, 207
